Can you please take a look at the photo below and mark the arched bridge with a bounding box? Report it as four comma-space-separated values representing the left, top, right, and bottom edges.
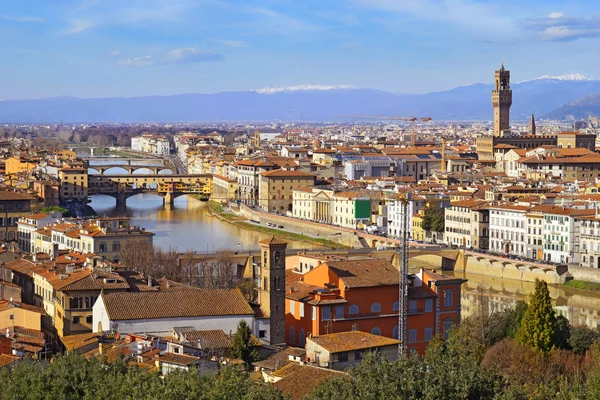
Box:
88, 174, 212, 206
86, 158, 175, 175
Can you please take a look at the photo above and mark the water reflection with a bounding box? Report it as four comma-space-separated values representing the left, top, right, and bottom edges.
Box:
89, 194, 325, 252
453, 270, 600, 328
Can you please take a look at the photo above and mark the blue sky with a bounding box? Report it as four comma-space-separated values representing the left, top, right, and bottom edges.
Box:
2, 0, 600, 99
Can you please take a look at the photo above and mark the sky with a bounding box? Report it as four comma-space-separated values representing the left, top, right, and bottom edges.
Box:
2, 0, 600, 99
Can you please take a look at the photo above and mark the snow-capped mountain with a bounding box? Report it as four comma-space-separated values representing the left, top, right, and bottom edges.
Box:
254, 84, 358, 94
519, 73, 595, 84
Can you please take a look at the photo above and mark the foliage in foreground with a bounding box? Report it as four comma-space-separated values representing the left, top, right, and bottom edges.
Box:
310, 279, 600, 400
0, 353, 284, 400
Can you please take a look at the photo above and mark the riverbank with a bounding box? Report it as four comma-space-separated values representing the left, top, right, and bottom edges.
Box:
205, 201, 346, 249
563, 279, 600, 293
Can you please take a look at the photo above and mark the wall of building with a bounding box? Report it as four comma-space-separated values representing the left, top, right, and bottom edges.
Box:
93, 298, 254, 335
0, 307, 42, 331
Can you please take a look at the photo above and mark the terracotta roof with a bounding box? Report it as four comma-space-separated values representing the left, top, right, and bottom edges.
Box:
178, 329, 233, 349
22, 213, 51, 221
273, 363, 347, 400
60, 332, 101, 351
157, 352, 200, 366
100, 289, 254, 321
308, 331, 400, 353
59, 270, 130, 291
260, 169, 315, 178
2, 259, 35, 276
450, 199, 488, 208
321, 259, 399, 288
259, 236, 288, 246
0, 300, 46, 315
0, 354, 20, 368
0, 191, 35, 201
254, 347, 306, 370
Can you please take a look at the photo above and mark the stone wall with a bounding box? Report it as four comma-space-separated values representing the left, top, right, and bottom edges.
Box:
241, 205, 363, 248
455, 252, 566, 284
567, 265, 600, 283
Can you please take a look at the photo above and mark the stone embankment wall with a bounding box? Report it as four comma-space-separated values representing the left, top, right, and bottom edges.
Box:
455, 251, 566, 284
567, 265, 600, 283
240, 205, 363, 248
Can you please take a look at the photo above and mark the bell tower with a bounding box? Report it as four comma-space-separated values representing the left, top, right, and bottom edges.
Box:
259, 236, 287, 344
492, 63, 512, 137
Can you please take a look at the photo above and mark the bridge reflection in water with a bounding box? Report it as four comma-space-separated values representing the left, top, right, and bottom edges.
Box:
452, 270, 600, 328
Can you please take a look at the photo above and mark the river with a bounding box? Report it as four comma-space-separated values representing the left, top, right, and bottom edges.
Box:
88, 194, 323, 252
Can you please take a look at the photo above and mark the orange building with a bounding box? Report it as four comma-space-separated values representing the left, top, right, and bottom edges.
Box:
285, 260, 465, 354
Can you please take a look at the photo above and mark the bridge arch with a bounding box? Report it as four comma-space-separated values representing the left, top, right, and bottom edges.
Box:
157, 168, 174, 174
88, 167, 101, 175
132, 167, 157, 175
103, 166, 129, 175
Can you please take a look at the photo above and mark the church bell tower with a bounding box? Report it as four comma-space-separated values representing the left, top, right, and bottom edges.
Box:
259, 236, 287, 344
492, 63, 512, 137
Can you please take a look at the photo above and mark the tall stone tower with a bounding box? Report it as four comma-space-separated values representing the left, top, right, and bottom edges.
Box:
530, 113, 536, 135
259, 236, 287, 344
492, 63, 512, 137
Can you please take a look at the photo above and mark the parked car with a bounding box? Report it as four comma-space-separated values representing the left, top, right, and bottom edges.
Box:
278, 225, 284, 229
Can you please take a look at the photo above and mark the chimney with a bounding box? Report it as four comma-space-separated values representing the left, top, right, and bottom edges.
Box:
147, 276, 152, 287
98, 343, 103, 355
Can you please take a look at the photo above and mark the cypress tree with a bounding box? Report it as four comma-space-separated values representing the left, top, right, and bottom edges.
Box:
516, 279, 556, 352
231, 320, 259, 368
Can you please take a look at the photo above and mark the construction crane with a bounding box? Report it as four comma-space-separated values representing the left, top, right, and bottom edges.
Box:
440, 127, 448, 174
397, 192, 412, 356
338, 115, 432, 147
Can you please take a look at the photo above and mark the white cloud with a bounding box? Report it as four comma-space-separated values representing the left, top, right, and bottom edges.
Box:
118, 55, 153, 66
109, 50, 121, 57
64, 19, 93, 34
0, 15, 44, 23
523, 13, 600, 41
117, 48, 224, 66
539, 25, 600, 41
164, 48, 224, 63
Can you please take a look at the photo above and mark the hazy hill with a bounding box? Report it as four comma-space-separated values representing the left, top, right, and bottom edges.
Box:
2, 76, 600, 122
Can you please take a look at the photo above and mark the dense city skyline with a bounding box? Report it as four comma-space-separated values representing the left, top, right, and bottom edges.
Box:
2, 0, 600, 99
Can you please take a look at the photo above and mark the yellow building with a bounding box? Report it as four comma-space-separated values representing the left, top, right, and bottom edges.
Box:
212, 174, 238, 201
59, 167, 88, 201
0, 300, 45, 332
5, 156, 38, 176
53, 269, 129, 337
412, 211, 425, 241
258, 170, 315, 213
54, 150, 77, 163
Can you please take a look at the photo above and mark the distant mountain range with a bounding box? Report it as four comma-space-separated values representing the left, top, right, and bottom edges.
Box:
2, 75, 600, 123
543, 93, 600, 121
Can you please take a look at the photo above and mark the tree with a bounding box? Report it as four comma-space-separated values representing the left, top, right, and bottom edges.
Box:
504, 300, 528, 339
516, 280, 557, 352
238, 278, 257, 302
422, 208, 445, 233
569, 326, 599, 354
231, 320, 259, 368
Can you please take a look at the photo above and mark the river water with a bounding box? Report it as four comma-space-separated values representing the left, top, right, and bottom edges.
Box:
87, 157, 600, 328
88, 194, 321, 252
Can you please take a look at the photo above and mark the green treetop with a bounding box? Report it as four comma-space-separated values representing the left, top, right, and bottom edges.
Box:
516, 279, 557, 352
